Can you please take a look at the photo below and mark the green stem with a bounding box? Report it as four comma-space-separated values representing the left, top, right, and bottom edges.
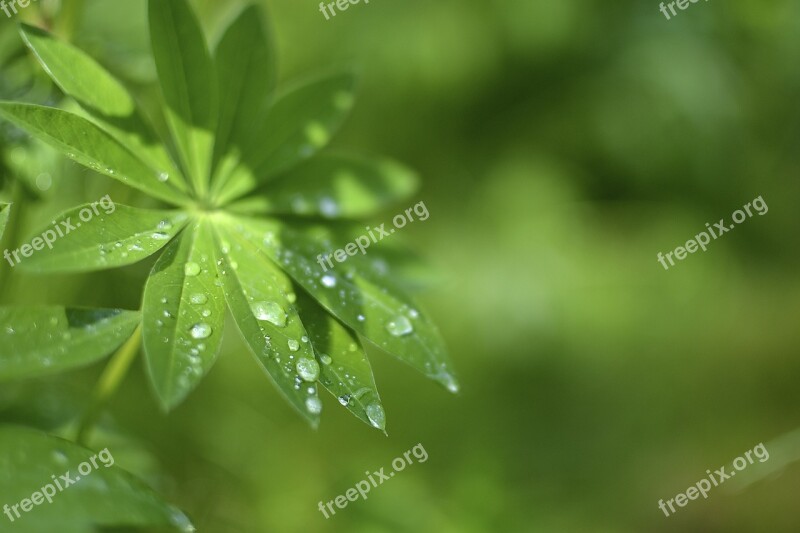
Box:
76, 324, 142, 447
0, 180, 24, 299
54, 0, 86, 40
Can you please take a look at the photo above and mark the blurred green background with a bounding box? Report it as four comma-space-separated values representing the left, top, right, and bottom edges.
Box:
2, 0, 800, 531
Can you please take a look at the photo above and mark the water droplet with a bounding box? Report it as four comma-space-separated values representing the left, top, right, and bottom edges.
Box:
357, 314, 366, 322
296, 358, 320, 382
184, 262, 201, 276
301, 335, 309, 343
286, 292, 297, 304
158, 172, 170, 183
157, 219, 173, 230
189, 323, 212, 339
190, 293, 207, 305
51, 450, 68, 465
338, 394, 351, 406
252, 301, 286, 327
386, 315, 413, 336
288, 339, 300, 351
321, 274, 337, 288
441, 373, 460, 393
151, 232, 170, 240
305, 396, 322, 414
201, 309, 212, 317
320, 354, 332, 365
365, 403, 386, 429
319, 197, 339, 217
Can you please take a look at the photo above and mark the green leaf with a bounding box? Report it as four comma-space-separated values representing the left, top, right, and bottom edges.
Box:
212, 219, 321, 424
231, 153, 419, 219
295, 290, 384, 431
19, 204, 189, 273
142, 220, 225, 410
0, 307, 140, 381
18, 23, 189, 194
211, 4, 277, 195
0, 103, 188, 205
215, 71, 357, 205
0, 202, 9, 241
0, 426, 193, 533
228, 217, 459, 392
149, 0, 217, 196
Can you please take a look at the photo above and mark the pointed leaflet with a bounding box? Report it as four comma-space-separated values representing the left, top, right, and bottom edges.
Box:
231, 153, 419, 219
18, 23, 188, 193
295, 291, 385, 430
19, 204, 188, 273
0, 307, 140, 381
149, 0, 217, 196
230, 217, 458, 392
212, 220, 321, 424
0, 426, 193, 533
142, 220, 225, 410
214, 72, 357, 205
210, 4, 277, 195
0, 103, 187, 205
0, 202, 9, 240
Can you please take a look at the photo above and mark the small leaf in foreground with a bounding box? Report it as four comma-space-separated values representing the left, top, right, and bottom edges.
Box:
142, 220, 225, 411
0, 307, 141, 381
295, 290, 385, 431
19, 205, 189, 273
0, 426, 193, 533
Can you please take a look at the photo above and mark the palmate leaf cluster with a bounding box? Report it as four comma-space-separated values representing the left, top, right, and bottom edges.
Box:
0, 0, 457, 430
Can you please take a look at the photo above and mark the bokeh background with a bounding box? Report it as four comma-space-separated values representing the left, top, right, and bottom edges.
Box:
2, 0, 800, 531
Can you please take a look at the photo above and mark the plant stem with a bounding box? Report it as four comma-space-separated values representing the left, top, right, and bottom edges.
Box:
0, 180, 24, 300
55, 0, 86, 40
76, 324, 142, 447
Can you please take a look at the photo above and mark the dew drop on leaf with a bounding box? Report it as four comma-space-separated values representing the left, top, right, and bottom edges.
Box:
252, 301, 286, 327
189, 323, 212, 339
305, 396, 322, 414
365, 403, 386, 429
386, 315, 413, 337
321, 274, 337, 288
319, 197, 338, 217
320, 354, 332, 365
190, 293, 208, 305
296, 358, 320, 382
288, 339, 300, 351
184, 262, 201, 276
